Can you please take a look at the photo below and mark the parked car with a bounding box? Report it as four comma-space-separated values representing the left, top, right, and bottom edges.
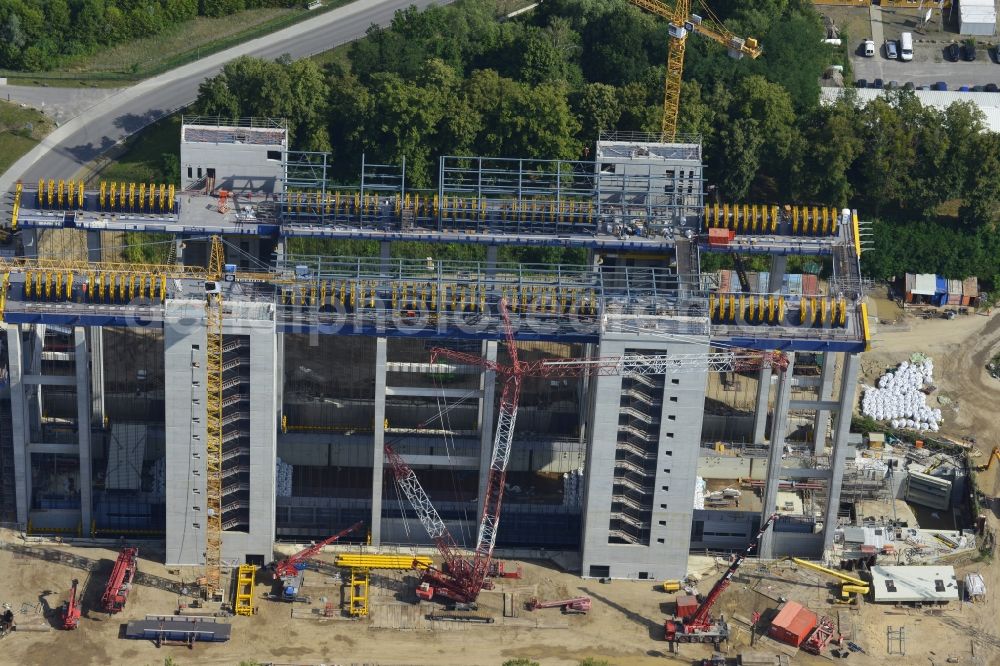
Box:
903, 82, 915, 90
856, 78, 868, 88
887, 80, 900, 89
962, 41, 977, 61
973, 84, 985, 92
985, 83, 999, 92
886, 40, 898, 60
934, 81, 948, 91
945, 43, 960, 62
873, 78, 885, 89
960, 85, 971, 92
863, 39, 876, 57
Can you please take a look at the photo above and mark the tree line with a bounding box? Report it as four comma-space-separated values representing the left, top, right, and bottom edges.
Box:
190, 0, 1000, 285
0, 0, 301, 71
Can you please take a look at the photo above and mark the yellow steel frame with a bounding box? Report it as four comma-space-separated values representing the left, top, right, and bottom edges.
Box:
235, 564, 256, 616
11, 181, 22, 231
204, 236, 225, 595
349, 568, 369, 617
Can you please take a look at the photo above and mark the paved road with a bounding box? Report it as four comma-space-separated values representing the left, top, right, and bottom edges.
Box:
0, 85, 123, 126
0, 0, 445, 192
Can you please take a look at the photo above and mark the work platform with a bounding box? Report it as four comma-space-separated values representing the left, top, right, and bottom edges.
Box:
0, 256, 868, 351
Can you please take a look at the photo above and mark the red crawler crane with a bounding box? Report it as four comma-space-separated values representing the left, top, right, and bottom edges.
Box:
60, 579, 81, 629
664, 513, 779, 649
385, 298, 788, 604
101, 547, 138, 614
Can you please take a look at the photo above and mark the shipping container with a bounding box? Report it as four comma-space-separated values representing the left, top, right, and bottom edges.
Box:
933, 276, 949, 306
784, 273, 803, 296
947, 279, 963, 305
675, 595, 699, 619
767, 601, 818, 647
963, 277, 979, 306
719, 270, 732, 293
708, 228, 734, 246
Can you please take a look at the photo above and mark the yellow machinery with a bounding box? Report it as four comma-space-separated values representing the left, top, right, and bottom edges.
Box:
662, 579, 682, 592
787, 557, 869, 603
334, 554, 433, 570
349, 569, 370, 617
977, 446, 1000, 472
234, 564, 256, 616
627, 0, 762, 139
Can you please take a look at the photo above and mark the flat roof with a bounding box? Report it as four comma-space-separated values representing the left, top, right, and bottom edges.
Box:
870, 565, 959, 603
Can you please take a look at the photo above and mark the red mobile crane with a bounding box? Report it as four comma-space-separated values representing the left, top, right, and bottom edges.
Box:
101, 547, 138, 614
385, 298, 788, 604
60, 579, 81, 630
268, 521, 363, 602
665, 513, 779, 649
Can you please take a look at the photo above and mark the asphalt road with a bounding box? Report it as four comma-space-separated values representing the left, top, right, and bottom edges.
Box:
0, 0, 446, 191
0, 85, 123, 126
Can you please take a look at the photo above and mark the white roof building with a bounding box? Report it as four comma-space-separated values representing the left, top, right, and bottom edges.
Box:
871, 565, 960, 603
820, 88, 1000, 133
959, 0, 996, 36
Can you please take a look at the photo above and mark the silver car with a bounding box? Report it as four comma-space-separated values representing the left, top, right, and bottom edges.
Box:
886, 40, 898, 60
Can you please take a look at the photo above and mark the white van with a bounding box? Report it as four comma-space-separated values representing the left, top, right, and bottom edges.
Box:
900, 32, 913, 61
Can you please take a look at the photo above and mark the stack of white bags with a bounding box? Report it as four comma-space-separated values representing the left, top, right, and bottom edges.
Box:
275, 457, 293, 497
693, 477, 706, 510
861, 359, 943, 432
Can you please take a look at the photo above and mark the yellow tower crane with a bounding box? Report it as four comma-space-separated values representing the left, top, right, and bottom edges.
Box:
203, 236, 225, 599
627, 0, 762, 139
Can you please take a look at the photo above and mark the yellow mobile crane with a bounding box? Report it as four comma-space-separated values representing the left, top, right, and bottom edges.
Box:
787, 557, 870, 604
627, 0, 762, 139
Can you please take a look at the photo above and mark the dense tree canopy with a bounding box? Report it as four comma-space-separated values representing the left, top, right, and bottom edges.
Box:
0, 0, 301, 70
189, 0, 1000, 285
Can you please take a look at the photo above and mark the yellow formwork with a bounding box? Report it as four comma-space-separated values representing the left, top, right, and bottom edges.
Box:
235, 564, 256, 616
334, 554, 433, 570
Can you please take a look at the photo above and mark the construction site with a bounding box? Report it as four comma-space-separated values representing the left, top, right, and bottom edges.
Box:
1, 5, 1000, 665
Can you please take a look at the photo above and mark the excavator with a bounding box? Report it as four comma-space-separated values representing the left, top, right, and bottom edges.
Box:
976, 446, 1000, 472
786, 557, 869, 604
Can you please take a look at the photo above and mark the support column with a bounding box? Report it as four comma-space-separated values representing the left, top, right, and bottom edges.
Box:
74, 328, 93, 534
767, 255, 787, 293
7, 326, 29, 525
812, 352, 837, 455
275, 333, 285, 423
477, 341, 498, 517
760, 353, 795, 559
752, 367, 771, 445
486, 245, 498, 277
86, 231, 102, 263
89, 328, 105, 426
370, 337, 388, 546
823, 353, 860, 552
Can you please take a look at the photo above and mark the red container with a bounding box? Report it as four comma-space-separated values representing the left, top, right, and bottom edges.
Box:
802, 274, 819, 296
708, 228, 734, 246
768, 601, 818, 647
675, 595, 699, 619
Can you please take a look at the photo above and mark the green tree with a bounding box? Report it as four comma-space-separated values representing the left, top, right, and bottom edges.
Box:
502, 659, 540, 666
960, 132, 1000, 228
574, 83, 620, 143
715, 118, 764, 199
